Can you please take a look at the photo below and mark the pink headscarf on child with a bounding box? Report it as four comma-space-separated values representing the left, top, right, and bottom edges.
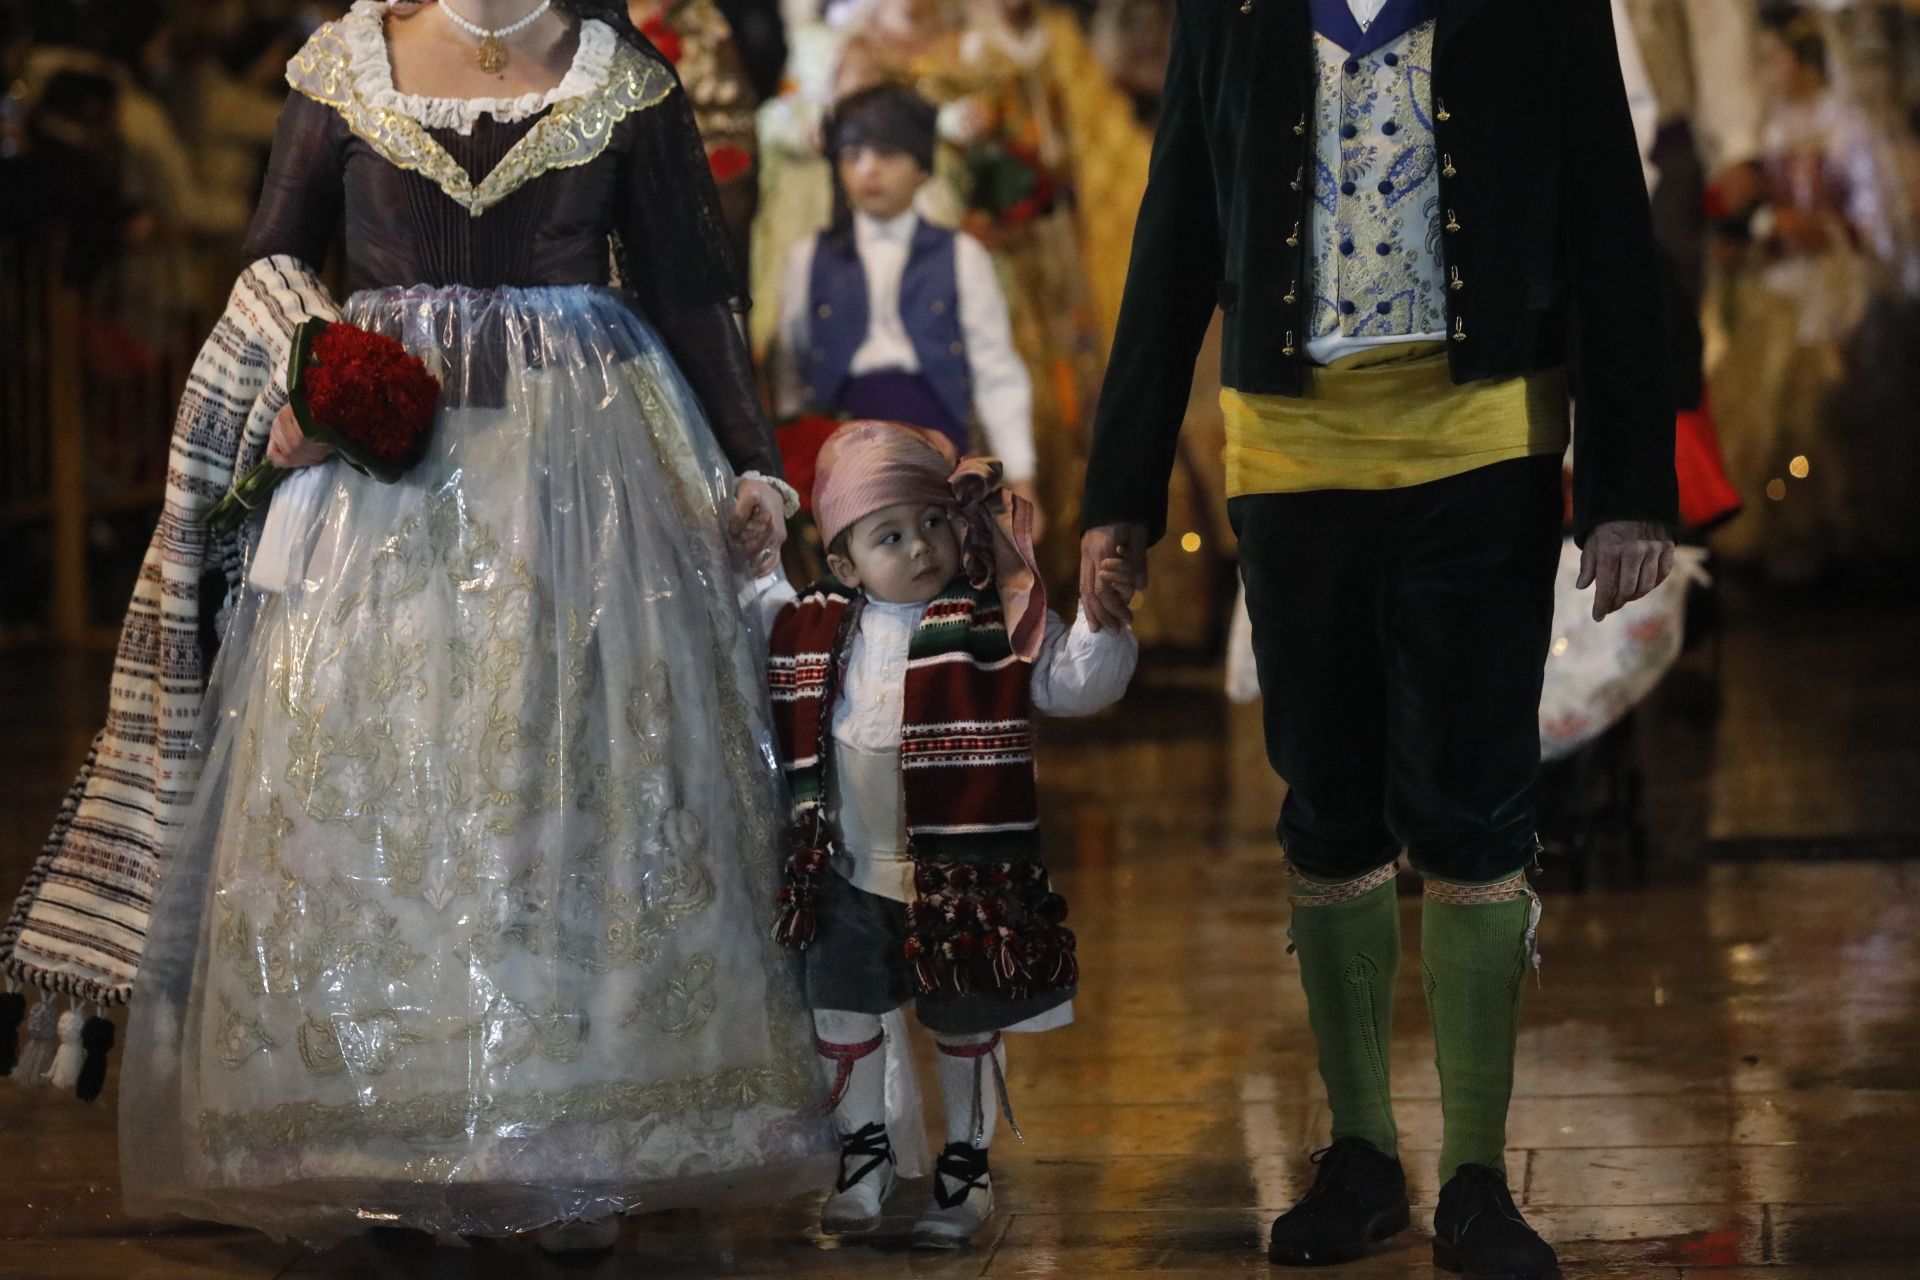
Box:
813, 420, 1047, 661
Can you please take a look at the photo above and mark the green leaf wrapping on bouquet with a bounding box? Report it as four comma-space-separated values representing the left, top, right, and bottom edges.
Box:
203, 459, 292, 536
968, 144, 1040, 217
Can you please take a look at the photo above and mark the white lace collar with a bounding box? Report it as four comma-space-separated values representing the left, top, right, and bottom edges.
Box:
337, 0, 618, 135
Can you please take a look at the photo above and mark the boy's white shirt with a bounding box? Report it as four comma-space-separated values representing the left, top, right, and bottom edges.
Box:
772, 210, 1038, 483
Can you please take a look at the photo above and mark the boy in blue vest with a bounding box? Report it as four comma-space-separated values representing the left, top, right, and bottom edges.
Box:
773, 83, 1042, 523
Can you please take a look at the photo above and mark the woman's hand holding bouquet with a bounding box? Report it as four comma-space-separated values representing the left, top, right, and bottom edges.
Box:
205, 319, 440, 535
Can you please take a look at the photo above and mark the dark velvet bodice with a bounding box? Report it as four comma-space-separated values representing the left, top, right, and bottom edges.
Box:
246, 97, 625, 293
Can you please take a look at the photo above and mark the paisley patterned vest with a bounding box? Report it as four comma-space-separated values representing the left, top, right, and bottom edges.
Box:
1307, 0, 1447, 360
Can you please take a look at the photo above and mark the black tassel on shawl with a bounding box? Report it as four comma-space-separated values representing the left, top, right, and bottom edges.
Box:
75, 1015, 116, 1102
0, 990, 24, 1076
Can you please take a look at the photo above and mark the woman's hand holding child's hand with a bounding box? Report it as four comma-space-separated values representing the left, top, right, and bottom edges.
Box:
730, 476, 789, 571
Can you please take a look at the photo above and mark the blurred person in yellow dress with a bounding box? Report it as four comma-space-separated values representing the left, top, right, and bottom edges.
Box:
1706, 8, 1906, 582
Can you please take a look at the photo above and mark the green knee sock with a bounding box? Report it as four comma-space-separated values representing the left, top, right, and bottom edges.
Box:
1421, 883, 1535, 1180
1289, 874, 1401, 1157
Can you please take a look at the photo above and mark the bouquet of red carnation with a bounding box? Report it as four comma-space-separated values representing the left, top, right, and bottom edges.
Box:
205, 319, 440, 535
966, 141, 1057, 229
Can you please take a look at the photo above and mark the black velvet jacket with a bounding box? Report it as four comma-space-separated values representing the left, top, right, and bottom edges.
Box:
1084, 0, 1678, 544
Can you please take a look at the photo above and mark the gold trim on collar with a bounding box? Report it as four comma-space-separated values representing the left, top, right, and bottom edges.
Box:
288, 27, 674, 217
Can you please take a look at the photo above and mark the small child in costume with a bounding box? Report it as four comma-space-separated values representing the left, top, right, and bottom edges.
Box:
773, 84, 1042, 519
765, 420, 1136, 1247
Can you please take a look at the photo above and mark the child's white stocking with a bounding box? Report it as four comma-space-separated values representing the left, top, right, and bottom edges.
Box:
918, 1030, 1009, 1247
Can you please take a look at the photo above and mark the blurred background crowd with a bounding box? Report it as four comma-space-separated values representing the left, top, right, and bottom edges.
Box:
3, 0, 1920, 685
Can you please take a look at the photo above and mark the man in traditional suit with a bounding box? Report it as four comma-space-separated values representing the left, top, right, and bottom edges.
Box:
1078, 2, 1680, 1276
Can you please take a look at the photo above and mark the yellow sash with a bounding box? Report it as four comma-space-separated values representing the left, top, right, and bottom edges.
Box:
1221, 342, 1569, 496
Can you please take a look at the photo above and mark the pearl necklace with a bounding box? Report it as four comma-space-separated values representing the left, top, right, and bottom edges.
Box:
438, 0, 554, 73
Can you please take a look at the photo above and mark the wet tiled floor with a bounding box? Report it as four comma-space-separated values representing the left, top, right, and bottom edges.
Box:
0, 582, 1914, 1278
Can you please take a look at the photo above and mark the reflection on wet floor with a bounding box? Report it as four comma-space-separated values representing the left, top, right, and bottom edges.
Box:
0, 584, 1914, 1277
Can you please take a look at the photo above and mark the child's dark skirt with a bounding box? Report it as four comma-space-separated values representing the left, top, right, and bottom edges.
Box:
800, 870, 1076, 1035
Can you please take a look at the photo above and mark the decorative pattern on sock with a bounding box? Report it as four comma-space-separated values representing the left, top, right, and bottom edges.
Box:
1422, 871, 1538, 1180
1289, 858, 1400, 906
1287, 861, 1401, 1157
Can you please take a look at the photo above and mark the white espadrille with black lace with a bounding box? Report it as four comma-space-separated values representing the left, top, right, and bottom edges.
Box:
912, 1141, 994, 1249
821, 1121, 898, 1234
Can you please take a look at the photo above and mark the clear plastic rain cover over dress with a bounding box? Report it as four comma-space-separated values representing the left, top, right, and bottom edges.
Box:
118, 285, 838, 1243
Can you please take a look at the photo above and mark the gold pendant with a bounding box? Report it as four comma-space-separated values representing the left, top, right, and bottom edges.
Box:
477, 33, 507, 73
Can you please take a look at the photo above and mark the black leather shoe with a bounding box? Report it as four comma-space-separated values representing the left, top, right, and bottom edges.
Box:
1267, 1137, 1411, 1266
1432, 1164, 1562, 1279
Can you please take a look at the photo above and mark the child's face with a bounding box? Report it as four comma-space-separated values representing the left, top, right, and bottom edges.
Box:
838, 144, 927, 220
829, 501, 962, 604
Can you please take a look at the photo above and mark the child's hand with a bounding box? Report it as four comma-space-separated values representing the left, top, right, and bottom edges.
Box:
1095, 557, 1141, 625
730, 476, 789, 572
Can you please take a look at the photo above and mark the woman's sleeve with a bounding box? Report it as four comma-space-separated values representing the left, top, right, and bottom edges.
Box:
240, 92, 346, 272
617, 87, 784, 479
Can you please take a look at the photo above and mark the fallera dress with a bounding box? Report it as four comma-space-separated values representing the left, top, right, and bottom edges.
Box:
113, 2, 833, 1243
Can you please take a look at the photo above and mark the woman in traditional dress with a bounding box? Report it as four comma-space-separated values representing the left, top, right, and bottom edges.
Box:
3, 0, 835, 1251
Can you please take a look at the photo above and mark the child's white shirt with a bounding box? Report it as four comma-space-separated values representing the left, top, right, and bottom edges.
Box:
772, 210, 1037, 483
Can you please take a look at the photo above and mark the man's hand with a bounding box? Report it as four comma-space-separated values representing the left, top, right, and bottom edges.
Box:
1080, 522, 1150, 632
1577, 519, 1675, 622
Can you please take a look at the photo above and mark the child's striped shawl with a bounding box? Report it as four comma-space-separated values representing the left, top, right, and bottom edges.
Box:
767, 578, 1078, 1001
